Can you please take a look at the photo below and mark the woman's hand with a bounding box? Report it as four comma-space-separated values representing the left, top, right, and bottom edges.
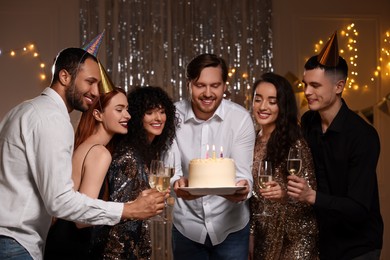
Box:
259, 181, 286, 201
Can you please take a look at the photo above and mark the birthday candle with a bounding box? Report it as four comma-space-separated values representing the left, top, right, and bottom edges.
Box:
212, 145, 216, 159
220, 146, 223, 158
206, 144, 209, 159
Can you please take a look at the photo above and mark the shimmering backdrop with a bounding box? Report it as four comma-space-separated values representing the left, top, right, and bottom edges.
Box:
80, 0, 273, 108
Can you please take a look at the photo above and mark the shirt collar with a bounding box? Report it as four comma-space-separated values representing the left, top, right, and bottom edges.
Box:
41, 87, 70, 120
184, 99, 226, 123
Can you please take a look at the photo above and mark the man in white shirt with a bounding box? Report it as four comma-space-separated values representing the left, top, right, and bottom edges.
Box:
0, 47, 165, 259
171, 53, 255, 259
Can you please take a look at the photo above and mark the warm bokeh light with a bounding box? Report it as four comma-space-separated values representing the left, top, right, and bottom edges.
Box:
0, 43, 46, 81
311, 23, 390, 92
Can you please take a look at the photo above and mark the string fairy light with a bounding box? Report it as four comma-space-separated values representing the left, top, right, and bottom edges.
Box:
314, 23, 365, 91
314, 25, 390, 92
307, 25, 390, 122
378, 30, 390, 78
0, 43, 47, 81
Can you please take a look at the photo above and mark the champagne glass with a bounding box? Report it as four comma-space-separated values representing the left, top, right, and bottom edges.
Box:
155, 168, 170, 193
287, 146, 302, 176
255, 160, 273, 217
149, 160, 164, 189
163, 151, 175, 178
149, 160, 166, 221
163, 151, 176, 215
287, 146, 302, 203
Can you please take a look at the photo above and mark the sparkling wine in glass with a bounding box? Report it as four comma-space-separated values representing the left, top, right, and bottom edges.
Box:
156, 175, 171, 192
256, 160, 273, 217
163, 151, 176, 214
287, 146, 302, 176
287, 146, 302, 204
149, 174, 157, 189
149, 160, 165, 221
164, 151, 175, 178
149, 160, 164, 188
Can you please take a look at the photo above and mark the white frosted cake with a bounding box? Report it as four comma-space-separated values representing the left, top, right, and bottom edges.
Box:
188, 158, 236, 188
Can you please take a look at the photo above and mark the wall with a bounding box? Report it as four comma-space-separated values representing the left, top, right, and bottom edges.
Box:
0, 0, 81, 124
273, 0, 390, 258
0, 0, 389, 257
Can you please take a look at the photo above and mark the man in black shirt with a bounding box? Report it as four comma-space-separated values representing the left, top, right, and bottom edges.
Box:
287, 32, 383, 259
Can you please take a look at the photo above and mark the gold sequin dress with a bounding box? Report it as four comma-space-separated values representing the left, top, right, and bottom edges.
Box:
90, 146, 151, 260
249, 137, 319, 260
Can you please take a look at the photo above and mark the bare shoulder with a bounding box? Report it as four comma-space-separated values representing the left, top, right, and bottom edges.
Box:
85, 144, 111, 162
74, 143, 111, 166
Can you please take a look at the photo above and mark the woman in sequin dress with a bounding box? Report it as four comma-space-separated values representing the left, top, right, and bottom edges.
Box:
44, 87, 131, 259
90, 86, 179, 260
249, 72, 319, 260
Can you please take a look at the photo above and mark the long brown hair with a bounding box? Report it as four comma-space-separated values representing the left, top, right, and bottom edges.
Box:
74, 87, 126, 151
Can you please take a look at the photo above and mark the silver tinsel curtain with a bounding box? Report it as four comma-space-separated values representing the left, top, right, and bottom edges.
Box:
80, 0, 273, 108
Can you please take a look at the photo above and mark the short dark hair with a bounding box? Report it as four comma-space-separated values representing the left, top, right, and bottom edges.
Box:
186, 53, 228, 82
304, 55, 348, 82
50, 48, 98, 85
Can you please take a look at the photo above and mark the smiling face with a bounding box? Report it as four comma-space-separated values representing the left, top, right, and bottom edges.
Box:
65, 58, 101, 112
252, 81, 279, 133
303, 67, 344, 114
189, 66, 227, 120
98, 92, 130, 135
142, 106, 167, 143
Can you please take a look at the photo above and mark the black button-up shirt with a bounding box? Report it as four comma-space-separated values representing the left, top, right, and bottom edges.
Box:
301, 100, 383, 260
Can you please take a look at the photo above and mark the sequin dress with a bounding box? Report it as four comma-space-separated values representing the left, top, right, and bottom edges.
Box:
249, 138, 319, 260
90, 145, 152, 260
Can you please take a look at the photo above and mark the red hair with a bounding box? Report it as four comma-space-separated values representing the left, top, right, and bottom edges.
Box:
74, 87, 126, 150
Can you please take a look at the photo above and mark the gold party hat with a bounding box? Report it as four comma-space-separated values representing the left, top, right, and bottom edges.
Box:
82, 31, 105, 57
98, 61, 114, 94
317, 31, 339, 67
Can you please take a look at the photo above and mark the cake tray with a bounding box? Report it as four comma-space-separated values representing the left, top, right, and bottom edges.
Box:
179, 186, 245, 196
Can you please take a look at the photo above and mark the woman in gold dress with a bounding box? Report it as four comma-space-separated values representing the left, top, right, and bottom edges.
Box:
249, 72, 318, 260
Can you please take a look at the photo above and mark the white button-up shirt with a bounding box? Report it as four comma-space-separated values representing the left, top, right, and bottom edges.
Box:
0, 88, 123, 259
171, 99, 255, 245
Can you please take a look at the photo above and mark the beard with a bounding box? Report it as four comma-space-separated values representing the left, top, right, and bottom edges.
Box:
65, 82, 89, 112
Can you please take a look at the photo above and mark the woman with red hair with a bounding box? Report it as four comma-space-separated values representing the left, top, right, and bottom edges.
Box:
45, 87, 131, 259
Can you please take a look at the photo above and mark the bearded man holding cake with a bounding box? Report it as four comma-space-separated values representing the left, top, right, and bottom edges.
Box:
170, 53, 256, 259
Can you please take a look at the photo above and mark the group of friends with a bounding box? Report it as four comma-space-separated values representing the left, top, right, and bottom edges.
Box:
0, 31, 383, 260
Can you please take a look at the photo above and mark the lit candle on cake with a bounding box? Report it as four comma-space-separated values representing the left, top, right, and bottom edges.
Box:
212, 145, 216, 159
206, 144, 209, 159
220, 146, 223, 158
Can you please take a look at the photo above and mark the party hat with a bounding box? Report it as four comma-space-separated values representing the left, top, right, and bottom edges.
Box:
98, 61, 114, 94
82, 31, 105, 57
317, 31, 339, 67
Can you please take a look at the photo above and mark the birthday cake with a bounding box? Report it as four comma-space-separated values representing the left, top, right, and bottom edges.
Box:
188, 158, 236, 188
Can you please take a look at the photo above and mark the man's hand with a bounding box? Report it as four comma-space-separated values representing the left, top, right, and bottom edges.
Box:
287, 175, 316, 204
173, 177, 204, 200
121, 189, 166, 220
222, 179, 250, 202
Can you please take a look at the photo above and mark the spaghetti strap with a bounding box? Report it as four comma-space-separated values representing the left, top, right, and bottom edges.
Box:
81, 144, 102, 178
